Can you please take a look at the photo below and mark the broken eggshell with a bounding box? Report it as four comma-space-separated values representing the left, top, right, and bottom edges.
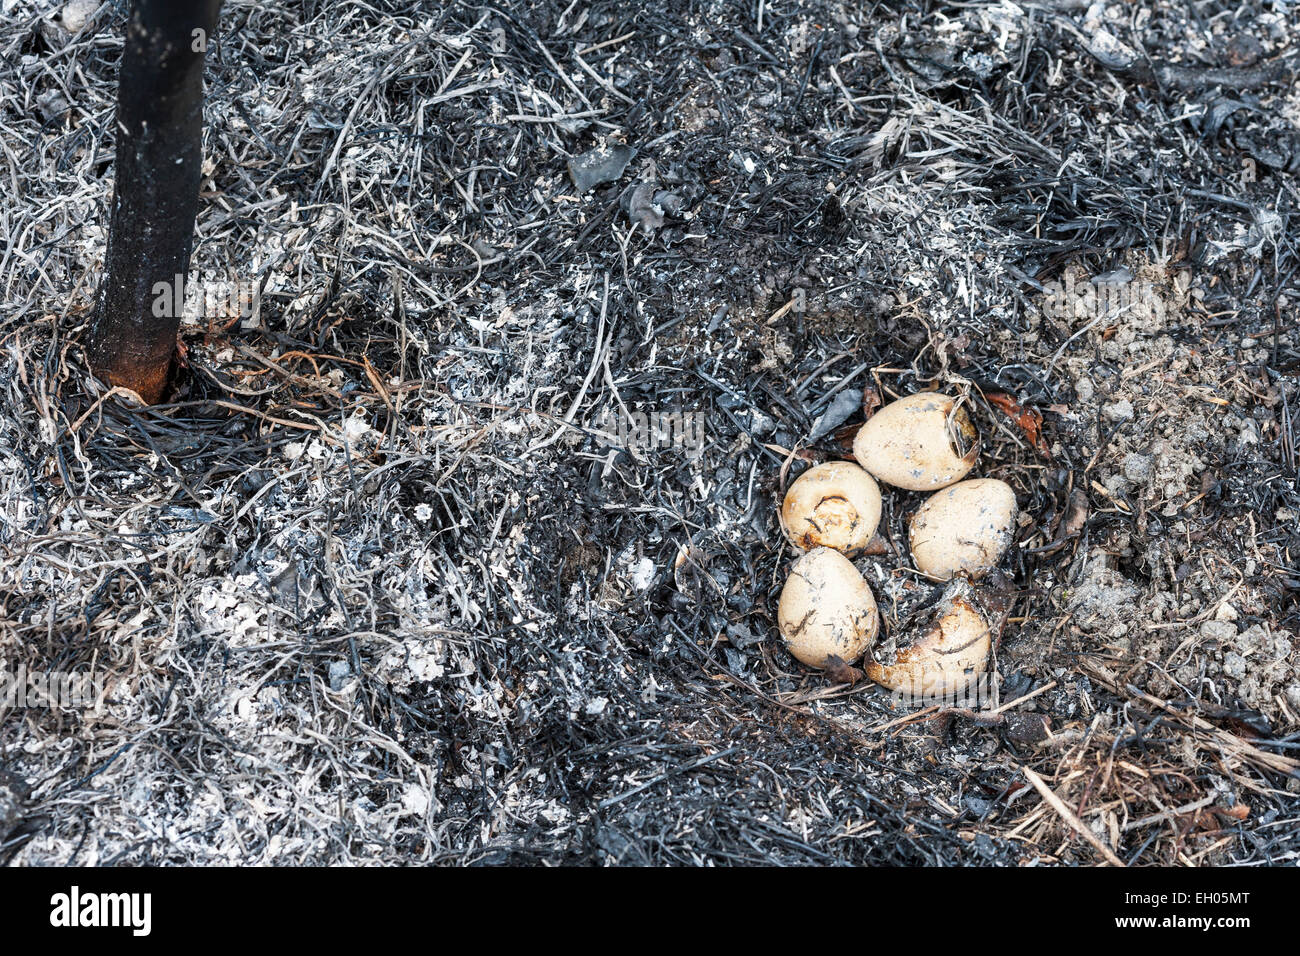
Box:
865, 580, 991, 697
909, 478, 1018, 581
777, 548, 879, 668
852, 392, 979, 491
781, 460, 882, 554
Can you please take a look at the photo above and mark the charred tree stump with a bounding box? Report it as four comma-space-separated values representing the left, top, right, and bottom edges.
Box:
88, 0, 222, 404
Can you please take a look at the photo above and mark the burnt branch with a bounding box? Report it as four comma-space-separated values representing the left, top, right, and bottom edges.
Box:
89, 0, 223, 403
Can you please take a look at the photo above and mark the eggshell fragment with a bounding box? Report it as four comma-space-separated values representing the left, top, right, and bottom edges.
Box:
909, 478, 1018, 581
852, 392, 978, 491
865, 581, 991, 697
781, 461, 882, 554
777, 548, 879, 668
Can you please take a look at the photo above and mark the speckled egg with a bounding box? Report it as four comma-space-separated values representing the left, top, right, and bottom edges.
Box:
852, 392, 978, 491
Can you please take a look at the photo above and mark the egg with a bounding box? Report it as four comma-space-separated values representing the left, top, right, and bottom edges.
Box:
781, 461, 882, 554
865, 580, 991, 697
909, 478, 1018, 581
852, 392, 979, 491
777, 548, 880, 668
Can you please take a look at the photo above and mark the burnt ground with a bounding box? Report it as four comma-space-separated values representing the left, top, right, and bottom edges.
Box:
2, 0, 1300, 865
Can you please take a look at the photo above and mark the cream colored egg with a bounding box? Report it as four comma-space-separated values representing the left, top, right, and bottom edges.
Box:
909, 478, 1018, 581
852, 392, 979, 491
865, 580, 991, 697
781, 461, 882, 554
777, 548, 879, 668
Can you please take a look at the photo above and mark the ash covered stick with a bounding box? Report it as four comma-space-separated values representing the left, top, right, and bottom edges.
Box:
89, 0, 223, 404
